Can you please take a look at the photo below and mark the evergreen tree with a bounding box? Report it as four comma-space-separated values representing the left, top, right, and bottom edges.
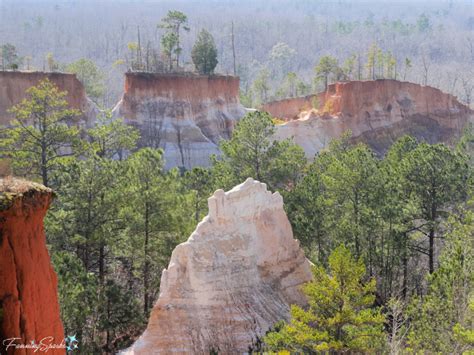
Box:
158, 10, 190, 68
97, 279, 144, 353
184, 167, 213, 223
264, 245, 386, 353
0, 79, 81, 187
318, 142, 381, 260
160, 32, 178, 71
52, 251, 99, 353
378, 136, 420, 300
120, 148, 192, 316
66, 58, 105, 102
251, 68, 270, 105
284, 159, 326, 261
85, 111, 140, 159
401, 143, 470, 273
191, 29, 218, 75
314, 55, 339, 91
1, 43, 21, 70
366, 43, 378, 80
417, 13, 431, 32
214, 110, 306, 191
47, 156, 126, 280
275, 72, 310, 99
407, 209, 474, 353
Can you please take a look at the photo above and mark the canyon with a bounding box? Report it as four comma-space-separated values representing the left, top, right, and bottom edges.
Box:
112, 72, 246, 169
0, 75, 472, 353
1, 73, 471, 168
265, 80, 474, 158
123, 178, 313, 354
0, 71, 97, 127
0, 178, 64, 355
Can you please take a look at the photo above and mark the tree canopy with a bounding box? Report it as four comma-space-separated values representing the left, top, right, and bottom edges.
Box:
264, 245, 386, 353
191, 29, 218, 75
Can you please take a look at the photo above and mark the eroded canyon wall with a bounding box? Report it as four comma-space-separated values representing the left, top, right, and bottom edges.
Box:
123, 178, 312, 354
262, 94, 315, 120
269, 80, 474, 158
0, 178, 65, 354
113, 72, 246, 169
0, 71, 97, 126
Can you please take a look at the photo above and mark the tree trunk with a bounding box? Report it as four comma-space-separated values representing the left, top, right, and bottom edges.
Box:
195, 193, 200, 223
41, 140, 48, 187
402, 233, 408, 299
429, 199, 437, 274
231, 21, 236, 76
176, 25, 180, 68
99, 242, 105, 286
357, 53, 361, 80
428, 228, 434, 274
106, 295, 111, 353
144, 200, 150, 316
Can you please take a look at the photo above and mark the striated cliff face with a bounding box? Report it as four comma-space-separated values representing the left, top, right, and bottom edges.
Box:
0, 71, 97, 126
268, 80, 474, 157
113, 72, 246, 169
123, 178, 312, 354
262, 94, 315, 121
0, 178, 65, 354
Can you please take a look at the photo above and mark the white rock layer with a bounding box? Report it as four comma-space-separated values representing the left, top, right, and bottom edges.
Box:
112, 74, 246, 170
123, 178, 312, 354
271, 80, 474, 158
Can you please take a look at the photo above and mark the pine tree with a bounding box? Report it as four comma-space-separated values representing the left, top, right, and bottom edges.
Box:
401, 143, 470, 273
120, 148, 191, 316
66, 58, 105, 102
264, 245, 386, 353
0, 79, 81, 187
314, 55, 339, 91
407, 209, 474, 353
215, 110, 306, 191
158, 10, 190, 68
184, 167, 213, 223
85, 111, 139, 159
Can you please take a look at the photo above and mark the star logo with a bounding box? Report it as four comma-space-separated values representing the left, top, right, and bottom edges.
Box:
65, 334, 79, 352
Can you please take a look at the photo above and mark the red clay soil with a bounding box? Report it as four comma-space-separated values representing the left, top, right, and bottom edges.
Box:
120, 72, 241, 120
0, 178, 65, 354
0, 71, 89, 125
262, 79, 472, 122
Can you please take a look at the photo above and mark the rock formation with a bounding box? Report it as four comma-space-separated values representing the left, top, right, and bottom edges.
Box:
123, 178, 312, 354
112, 72, 246, 169
262, 94, 315, 121
0, 71, 98, 127
265, 80, 474, 158
0, 178, 65, 354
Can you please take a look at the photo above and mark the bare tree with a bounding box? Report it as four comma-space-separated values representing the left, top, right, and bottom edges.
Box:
421, 51, 430, 86
387, 297, 410, 355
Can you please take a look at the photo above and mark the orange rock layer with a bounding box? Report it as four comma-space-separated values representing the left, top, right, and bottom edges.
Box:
114, 73, 245, 169
266, 80, 473, 156
122, 72, 240, 104
0, 71, 96, 126
0, 178, 65, 355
